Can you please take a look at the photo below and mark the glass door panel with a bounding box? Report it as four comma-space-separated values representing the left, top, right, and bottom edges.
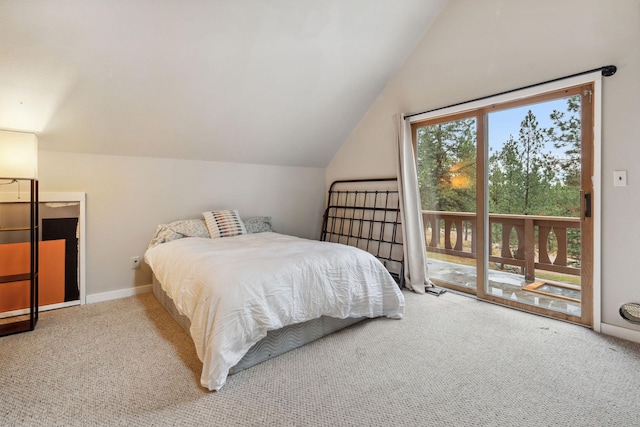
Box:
486, 95, 583, 316
415, 116, 478, 294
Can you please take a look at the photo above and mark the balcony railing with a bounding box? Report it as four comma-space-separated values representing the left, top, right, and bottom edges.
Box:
422, 211, 581, 281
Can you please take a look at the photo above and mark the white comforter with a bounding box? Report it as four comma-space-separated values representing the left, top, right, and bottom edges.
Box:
144, 232, 405, 391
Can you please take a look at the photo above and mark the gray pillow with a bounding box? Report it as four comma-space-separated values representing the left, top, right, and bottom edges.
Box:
242, 216, 273, 233
148, 218, 210, 248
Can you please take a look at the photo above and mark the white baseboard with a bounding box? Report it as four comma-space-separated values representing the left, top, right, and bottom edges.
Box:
600, 322, 640, 344
86, 284, 152, 304
0, 300, 81, 319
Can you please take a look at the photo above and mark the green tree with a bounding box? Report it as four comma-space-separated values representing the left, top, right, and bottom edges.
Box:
547, 95, 581, 188
489, 110, 555, 215
545, 95, 582, 264
416, 118, 476, 213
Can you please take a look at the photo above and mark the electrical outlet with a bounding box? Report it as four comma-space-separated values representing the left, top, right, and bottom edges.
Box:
130, 256, 141, 269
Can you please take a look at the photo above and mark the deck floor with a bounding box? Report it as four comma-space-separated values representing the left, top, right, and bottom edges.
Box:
427, 258, 582, 316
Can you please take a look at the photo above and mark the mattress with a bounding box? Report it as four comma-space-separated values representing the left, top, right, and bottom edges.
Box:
152, 277, 366, 374
145, 232, 404, 390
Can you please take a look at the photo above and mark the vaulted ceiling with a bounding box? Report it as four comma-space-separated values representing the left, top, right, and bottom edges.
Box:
0, 1, 447, 167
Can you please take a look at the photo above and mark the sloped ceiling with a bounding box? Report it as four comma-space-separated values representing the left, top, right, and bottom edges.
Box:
0, 0, 446, 167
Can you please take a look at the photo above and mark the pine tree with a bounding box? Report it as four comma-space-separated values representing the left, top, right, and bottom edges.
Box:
416, 118, 476, 213
546, 95, 582, 264
489, 110, 554, 215
548, 96, 581, 188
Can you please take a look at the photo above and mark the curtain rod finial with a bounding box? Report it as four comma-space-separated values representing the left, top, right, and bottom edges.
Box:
602, 65, 617, 77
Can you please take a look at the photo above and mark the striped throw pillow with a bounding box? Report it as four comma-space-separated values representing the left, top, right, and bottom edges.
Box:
202, 209, 247, 239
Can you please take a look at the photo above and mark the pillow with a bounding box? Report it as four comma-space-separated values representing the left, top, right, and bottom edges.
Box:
147, 225, 183, 249
243, 216, 273, 234
203, 209, 247, 238
147, 218, 210, 248
169, 218, 210, 238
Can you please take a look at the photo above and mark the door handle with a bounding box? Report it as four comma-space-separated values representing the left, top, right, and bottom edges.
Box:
584, 192, 592, 218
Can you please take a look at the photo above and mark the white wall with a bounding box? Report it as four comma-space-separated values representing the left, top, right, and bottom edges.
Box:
327, 0, 640, 336
39, 151, 326, 297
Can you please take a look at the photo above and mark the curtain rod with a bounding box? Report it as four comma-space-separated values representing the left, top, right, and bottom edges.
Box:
403, 65, 617, 120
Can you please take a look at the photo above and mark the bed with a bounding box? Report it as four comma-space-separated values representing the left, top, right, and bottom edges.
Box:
144, 179, 406, 391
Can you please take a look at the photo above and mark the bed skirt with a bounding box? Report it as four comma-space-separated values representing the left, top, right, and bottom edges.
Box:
152, 277, 366, 374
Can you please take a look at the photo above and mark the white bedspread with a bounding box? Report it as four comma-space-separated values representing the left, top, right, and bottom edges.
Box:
144, 232, 405, 391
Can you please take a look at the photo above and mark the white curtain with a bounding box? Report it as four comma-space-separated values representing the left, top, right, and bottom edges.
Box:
395, 114, 430, 294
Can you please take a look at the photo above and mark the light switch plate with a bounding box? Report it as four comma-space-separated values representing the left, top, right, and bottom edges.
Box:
614, 170, 627, 187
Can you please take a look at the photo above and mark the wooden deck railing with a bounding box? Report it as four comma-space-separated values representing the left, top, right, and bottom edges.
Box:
422, 211, 581, 281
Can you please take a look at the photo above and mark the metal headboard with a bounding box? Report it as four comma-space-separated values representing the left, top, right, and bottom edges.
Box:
321, 178, 404, 287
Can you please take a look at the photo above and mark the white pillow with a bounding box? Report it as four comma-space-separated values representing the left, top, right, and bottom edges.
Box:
202, 209, 247, 238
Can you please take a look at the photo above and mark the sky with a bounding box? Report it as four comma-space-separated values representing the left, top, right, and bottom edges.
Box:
487, 97, 575, 155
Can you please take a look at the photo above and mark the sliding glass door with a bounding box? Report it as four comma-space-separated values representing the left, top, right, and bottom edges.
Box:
411, 84, 594, 326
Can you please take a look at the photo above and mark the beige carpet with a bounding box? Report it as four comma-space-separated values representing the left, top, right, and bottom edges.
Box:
1, 290, 639, 426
